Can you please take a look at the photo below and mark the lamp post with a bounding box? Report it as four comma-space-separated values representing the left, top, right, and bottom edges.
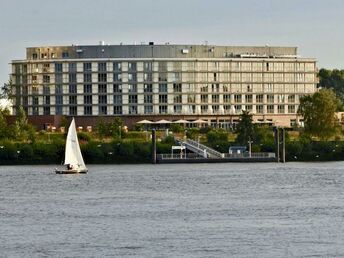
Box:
248, 137, 253, 158
118, 126, 121, 139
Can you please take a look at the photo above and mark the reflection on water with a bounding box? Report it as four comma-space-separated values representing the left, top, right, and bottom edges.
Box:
1, 162, 344, 257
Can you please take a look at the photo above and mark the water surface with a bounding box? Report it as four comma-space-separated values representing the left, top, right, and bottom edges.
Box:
1, 163, 344, 257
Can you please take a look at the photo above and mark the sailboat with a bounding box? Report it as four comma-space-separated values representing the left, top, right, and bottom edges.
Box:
55, 118, 88, 174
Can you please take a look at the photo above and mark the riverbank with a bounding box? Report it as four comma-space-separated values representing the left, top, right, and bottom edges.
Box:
1, 139, 344, 165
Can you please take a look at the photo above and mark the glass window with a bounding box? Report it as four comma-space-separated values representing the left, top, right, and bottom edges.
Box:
113, 62, 122, 71
113, 95, 122, 104
84, 73, 92, 82
159, 105, 167, 114
98, 84, 107, 93
256, 94, 263, 103
159, 83, 168, 92
98, 73, 107, 82
267, 105, 274, 114
83, 62, 92, 72
144, 105, 153, 114
173, 83, 182, 92
98, 62, 107, 72
144, 95, 153, 103
99, 106, 107, 115
84, 106, 92, 115
69, 106, 77, 115
174, 105, 182, 114
223, 94, 230, 103
159, 94, 168, 103
55, 63, 63, 73
114, 73, 122, 82
84, 95, 92, 104
84, 84, 92, 93
129, 95, 137, 104
114, 84, 122, 93
69, 84, 77, 94
69, 96, 77, 104
128, 62, 136, 71
267, 94, 274, 103
114, 106, 122, 114
69, 73, 77, 83
98, 95, 107, 104
69, 63, 76, 72
129, 106, 137, 114
128, 84, 137, 93
144, 84, 152, 93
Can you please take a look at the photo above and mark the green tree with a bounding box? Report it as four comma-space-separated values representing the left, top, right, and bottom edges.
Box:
0, 80, 14, 100
318, 69, 344, 103
298, 89, 340, 140
235, 110, 255, 145
0, 111, 8, 139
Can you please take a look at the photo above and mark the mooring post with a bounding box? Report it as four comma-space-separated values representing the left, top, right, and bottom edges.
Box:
152, 129, 157, 164
275, 127, 280, 162
282, 128, 286, 163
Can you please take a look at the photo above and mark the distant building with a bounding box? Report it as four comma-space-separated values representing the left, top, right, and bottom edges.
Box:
10, 43, 318, 129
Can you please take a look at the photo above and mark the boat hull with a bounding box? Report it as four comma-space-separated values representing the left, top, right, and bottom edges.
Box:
55, 169, 88, 174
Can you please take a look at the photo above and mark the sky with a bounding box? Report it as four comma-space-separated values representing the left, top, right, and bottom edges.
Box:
1, 0, 344, 90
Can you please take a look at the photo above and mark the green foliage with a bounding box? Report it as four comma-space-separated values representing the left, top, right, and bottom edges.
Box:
186, 128, 200, 140
0, 112, 8, 139
77, 132, 91, 142
0, 80, 14, 100
206, 129, 228, 143
318, 69, 344, 105
161, 135, 175, 144
298, 89, 341, 140
123, 131, 148, 140
133, 124, 144, 131
96, 117, 124, 138
235, 110, 254, 145
170, 123, 184, 133
199, 126, 212, 134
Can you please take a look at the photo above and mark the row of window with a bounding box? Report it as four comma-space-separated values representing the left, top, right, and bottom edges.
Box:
30, 61, 314, 73
28, 104, 297, 116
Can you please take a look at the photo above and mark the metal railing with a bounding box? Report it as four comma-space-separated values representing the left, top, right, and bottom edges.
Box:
223, 152, 276, 158
186, 139, 224, 158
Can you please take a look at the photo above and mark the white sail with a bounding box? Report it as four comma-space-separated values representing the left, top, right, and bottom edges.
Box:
63, 118, 86, 170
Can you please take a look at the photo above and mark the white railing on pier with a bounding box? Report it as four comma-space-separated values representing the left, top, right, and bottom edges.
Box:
186, 139, 224, 158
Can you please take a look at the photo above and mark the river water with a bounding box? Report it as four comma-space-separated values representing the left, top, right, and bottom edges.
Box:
1, 163, 344, 257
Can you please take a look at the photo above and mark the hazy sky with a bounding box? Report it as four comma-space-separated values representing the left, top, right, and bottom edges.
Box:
1, 0, 344, 86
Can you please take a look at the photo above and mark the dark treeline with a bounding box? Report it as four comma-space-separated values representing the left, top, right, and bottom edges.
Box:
318, 68, 344, 105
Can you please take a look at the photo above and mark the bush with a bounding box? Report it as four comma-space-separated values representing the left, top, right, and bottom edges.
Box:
78, 132, 91, 142
207, 129, 228, 143
186, 128, 200, 140
170, 124, 184, 133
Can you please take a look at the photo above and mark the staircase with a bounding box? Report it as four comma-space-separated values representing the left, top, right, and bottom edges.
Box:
175, 138, 225, 158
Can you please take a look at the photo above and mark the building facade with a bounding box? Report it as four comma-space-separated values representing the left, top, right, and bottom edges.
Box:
10, 43, 317, 129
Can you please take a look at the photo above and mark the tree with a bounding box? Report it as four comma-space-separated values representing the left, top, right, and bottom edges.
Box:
0, 80, 14, 100
0, 112, 8, 139
235, 110, 255, 145
318, 69, 344, 103
298, 89, 340, 140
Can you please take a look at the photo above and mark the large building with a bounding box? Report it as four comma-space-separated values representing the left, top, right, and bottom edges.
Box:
10, 43, 317, 129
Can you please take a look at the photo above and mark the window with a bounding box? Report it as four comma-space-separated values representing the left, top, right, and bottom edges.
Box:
84, 62, 92, 72
98, 62, 107, 72
128, 62, 136, 71
201, 94, 208, 103
55, 95, 63, 105
62, 52, 69, 58
174, 95, 182, 103
114, 73, 122, 82
144, 106, 153, 114
98, 73, 107, 82
43, 96, 50, 105
55, 63, 63, 73
267, 105, 274, 114
144, 84, 152, 93
32, 53, 38, 59
246, 105, 253, 112
144, 62, 153, 71
159, 105, 167, 114
129, 106, 137, 114
224, 105, 231, 114
234, 94, 242, 103
69, 96, 77, 104
114, 106, 122, 114
129, 95, 137, 104
69, 84, 77, 94
201, 105, 208, 114
288, 95, 295, 103
223, 94, 231, 103
234, 105, 242, 114
113, 84, 122, 93
98, 84, 107, 93
267, 95, 274, 103
256, 105, 263, 114
43, 85, 50, 95
43, 107, 50, 115
212, 95, 219, 103
173, 83, 182, 92
128, 84, 137, 93
256, 94, 263, 103
188, 95, 195, 103
144, 95, 153, 103
84, 95, 92, 104
278, 105, 285, 114
84, 106, 92, 115
158, 73, 167, 82
84, 73, 92, 82
159, 84, 168, 92
113, 62, 122, 71
69, 106, 77, 115
43, 75, 50, 83
99, 106, 107, 115
144, 73, 152, 82
84, 84, 92, 93
288, 105, 296, 113
99, 95, 107, 104
55, 106, 62, 115
212, 105, 219, 113
55, 74, 63, 83
245, 95, 253, 103
212, 84, 220, 92
128, 73, 137, 82
32, 107, 39, 115
201, 84, 208, 93
69, 63, 76, 73
69, 73, 77, 83
113, 95, 122, 104
159, 94, 168, 103
174, 105, 182, 114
